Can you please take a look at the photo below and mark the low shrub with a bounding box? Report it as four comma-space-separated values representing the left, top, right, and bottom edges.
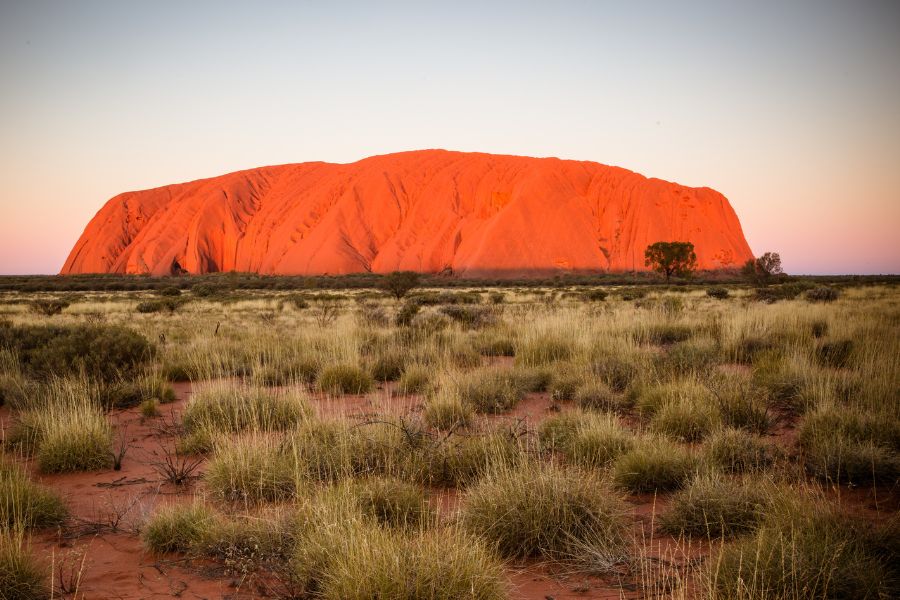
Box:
656, 339, 720, 376
582, 289, 608, 302
136, 298, 185, 313
635, 379, 711, 418
140, 398, 160, 418
394, 301, 420, 326
660, 473, 766, 538
461, 463, 629, 565
473, 331, 516, 357
806, 286, 839, 302
438, 305, 497, 329
564, 414, 636, 469
706, 288, 729, 299
590, 354, 640, 393
641, 323, 693, 345
15, 388, 113, 473
252, 356, 320, 386
0, 322, 154, 381
549, 370, 583, 402
509, 366, 553, 393
317, 364, 374, 395
29, 298, 70, 316
815, 338, 854, 368
292, 514, 505, 600
612, 437, 695, 493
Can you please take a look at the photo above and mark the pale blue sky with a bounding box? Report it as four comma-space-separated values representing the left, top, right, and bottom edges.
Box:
1, 0, 898, 274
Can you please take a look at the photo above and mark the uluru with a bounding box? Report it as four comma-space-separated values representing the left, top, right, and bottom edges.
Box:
61, 149, 753, 277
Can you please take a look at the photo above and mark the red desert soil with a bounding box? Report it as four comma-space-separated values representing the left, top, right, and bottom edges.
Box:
60, 149, 753, 278
3, 380, 893, 599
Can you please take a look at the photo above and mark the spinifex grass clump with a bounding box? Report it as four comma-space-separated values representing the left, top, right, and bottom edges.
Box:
660, 473, 767, 538
291, 490, 506, 600
0, 461, 67, 529
143, 502, 216, 554
205, 434, 297, 503
706, 497, 899, 600
11, 379, 113, 473
539, 411, 635, 468
638, 323, 693, 346
650, 397, 722, 443
317, 364, 374, 394
394, 364, 429, 395
798, 405, 900, 484
514, 333, 573, 366
573, 380, 621, 412
417, 429, 522, 487
455, 368, 523, 414
423, 397, 473, 430
461, 463, 629, 567
612, 436, 695, 493
0, 529, 47, 600
352, 476, 430, 528
704, 428, 776, 474
180, 383, 311, 452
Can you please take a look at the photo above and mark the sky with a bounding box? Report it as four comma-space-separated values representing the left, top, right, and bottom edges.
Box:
1, 0, 898, 275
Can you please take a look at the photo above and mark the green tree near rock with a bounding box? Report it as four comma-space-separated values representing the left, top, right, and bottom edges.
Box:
644, 242, 697, 281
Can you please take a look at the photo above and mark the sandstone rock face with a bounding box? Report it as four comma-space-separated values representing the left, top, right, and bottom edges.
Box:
61, 150, 753, 277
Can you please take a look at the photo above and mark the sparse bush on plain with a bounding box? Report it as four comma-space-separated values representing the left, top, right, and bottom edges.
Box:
815, 338, 854, 368
806, 285, 840, 302
0, 322, 154, 381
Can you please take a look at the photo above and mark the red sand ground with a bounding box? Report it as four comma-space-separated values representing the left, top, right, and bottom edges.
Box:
61, 150, 753, 278
3, 378, 893, 599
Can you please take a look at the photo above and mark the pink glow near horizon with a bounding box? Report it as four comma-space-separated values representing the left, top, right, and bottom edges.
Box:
1, 1, 898, 275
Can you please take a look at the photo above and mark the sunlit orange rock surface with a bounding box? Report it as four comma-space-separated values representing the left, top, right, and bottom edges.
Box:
61, 150, 753, 277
